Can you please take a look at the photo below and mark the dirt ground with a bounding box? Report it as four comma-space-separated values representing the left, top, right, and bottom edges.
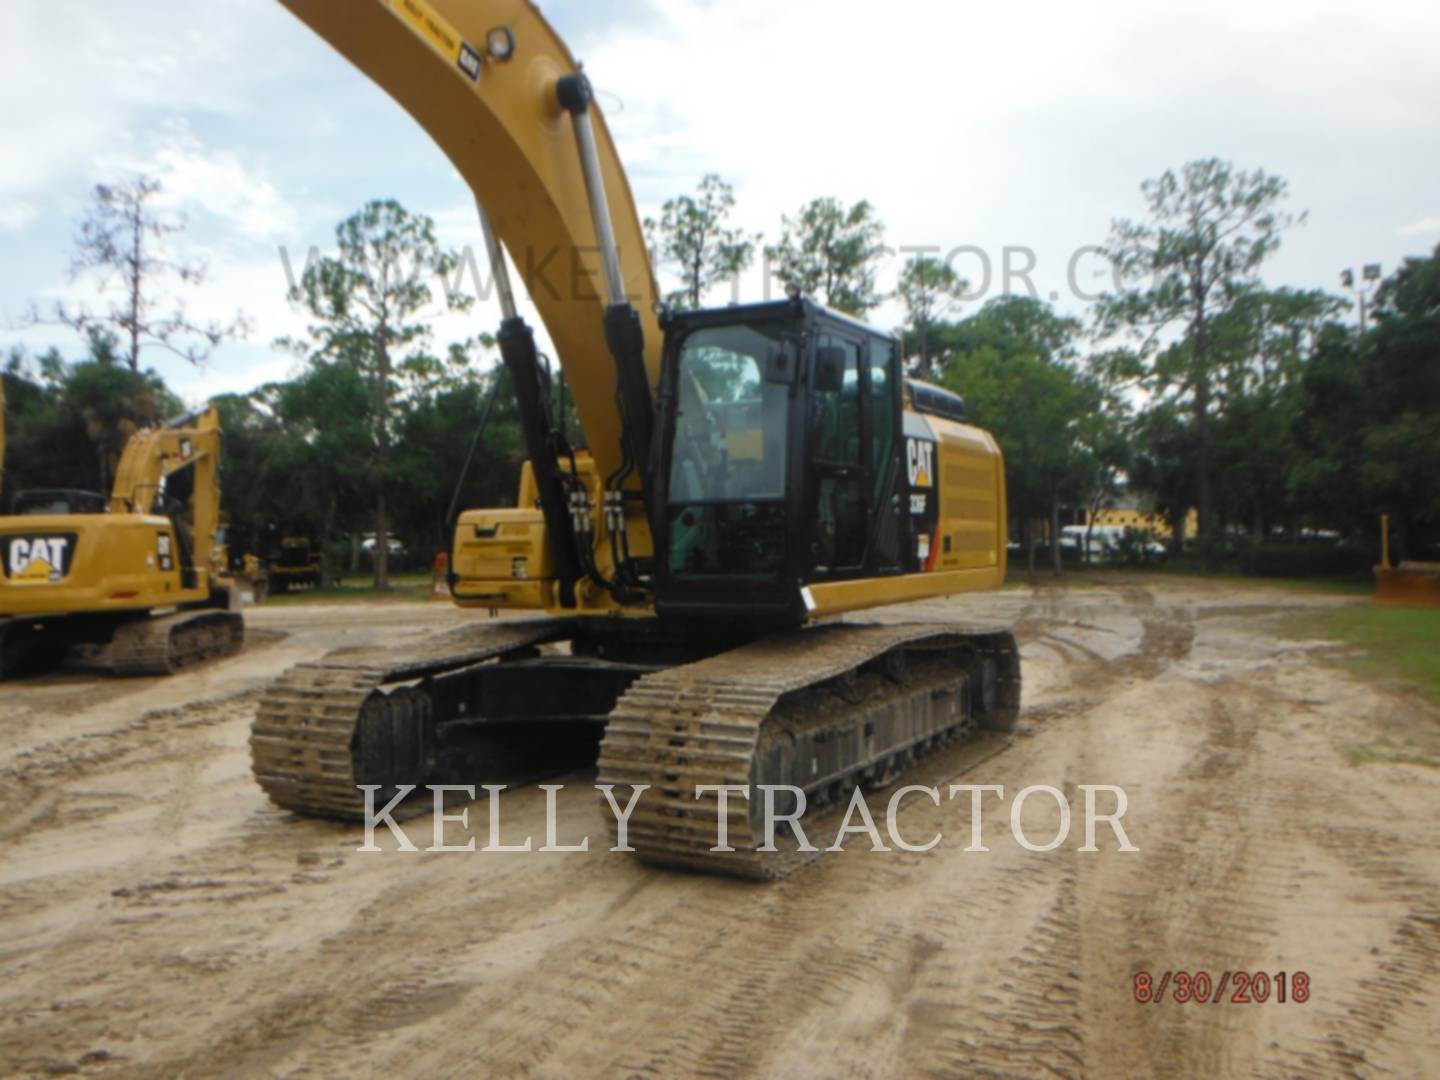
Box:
1, 576, 1437, 1078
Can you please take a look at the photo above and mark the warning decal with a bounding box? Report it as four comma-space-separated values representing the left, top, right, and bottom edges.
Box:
389, 0, 481, 84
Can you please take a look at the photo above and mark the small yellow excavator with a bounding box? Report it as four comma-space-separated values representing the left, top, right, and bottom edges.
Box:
0, 406, 244, 678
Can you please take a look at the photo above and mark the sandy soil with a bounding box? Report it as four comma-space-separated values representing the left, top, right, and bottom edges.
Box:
1, 577, 1437, 1078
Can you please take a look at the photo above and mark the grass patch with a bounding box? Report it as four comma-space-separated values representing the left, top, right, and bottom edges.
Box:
1278, 604, 1440, 706
1108, 563, 1374, 595
1345, 737, 1440, 769
262, 571, 435, 605
1004, 565, 1371, 595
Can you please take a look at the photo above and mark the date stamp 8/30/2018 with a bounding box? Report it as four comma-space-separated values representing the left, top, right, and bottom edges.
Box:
1134, 971, 1310, 1004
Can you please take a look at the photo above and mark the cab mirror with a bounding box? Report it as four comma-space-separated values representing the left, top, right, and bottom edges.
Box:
763, 347, 796, 384
814, 346, 845, 393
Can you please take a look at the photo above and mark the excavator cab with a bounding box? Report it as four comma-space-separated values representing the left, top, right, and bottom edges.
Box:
653, 299, 906, 623
10, 489, 109, 516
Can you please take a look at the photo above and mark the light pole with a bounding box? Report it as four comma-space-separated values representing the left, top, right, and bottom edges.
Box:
1340, 263, 1382, 332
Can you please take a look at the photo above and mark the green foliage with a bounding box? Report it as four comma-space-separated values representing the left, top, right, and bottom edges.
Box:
936, 297, 1110, 572
281, 199, 469, 369
1126, 404, 1193, 546
646, 174, 757, 310
2, 193, 521, 584
898, 255, 969, 373
943, 346, 1092, 503
927, 297, 1131, 573
1237, 543, 1369, 578
1112, 527, 1164, 566
391, 368, 523, 551
280, 198, 473, 587
261, 361, 375, 568
1096, 158, 1305, 563
765, 197, 885, 315
928, 295, 1081, 368
210, 392, 286, 557
1292, 245, 1440, 557
1374, 247, 1440, 319
1069, 373, 1133, 545
2, 337, 180, 498
1208, 287, 1345, 539
7, 170, 1437, 596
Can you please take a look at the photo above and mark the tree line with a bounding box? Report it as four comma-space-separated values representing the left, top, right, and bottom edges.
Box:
4, 163, 1437, 584
641, 162, 1439, 573
4, 182, 525, 586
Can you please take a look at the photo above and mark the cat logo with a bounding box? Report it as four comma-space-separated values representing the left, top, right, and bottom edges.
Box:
6, 535, 72, 583
906, 438, 935, 488
458, 41, 482, 81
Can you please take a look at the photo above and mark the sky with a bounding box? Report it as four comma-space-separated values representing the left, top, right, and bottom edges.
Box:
2, 0, 1438, 405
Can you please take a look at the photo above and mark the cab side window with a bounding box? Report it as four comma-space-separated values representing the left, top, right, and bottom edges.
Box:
812, 334, 866, 571
813, 336, 862, 465
869, 338, 896, 496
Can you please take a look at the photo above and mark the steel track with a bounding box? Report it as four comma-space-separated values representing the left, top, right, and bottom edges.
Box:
109, 610, 245, 676
249, 618, 574, 818
250, 616, 1020, 882
596, 622, 1020, 879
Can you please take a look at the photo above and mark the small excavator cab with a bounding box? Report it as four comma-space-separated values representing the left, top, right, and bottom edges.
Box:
10, 489, 109, 516
653, 299, 906, 622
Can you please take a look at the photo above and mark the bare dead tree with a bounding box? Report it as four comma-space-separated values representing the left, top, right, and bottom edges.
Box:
42, 176, 248, 370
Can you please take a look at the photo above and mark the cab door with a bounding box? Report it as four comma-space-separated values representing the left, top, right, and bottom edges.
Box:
808, 332, 868, 575
866, 337, 904, 573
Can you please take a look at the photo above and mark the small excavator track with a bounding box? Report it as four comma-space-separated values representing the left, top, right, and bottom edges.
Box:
109, 610, 245, 676
250, 618, 574, 819
597, 622, 1019, 879
0, 609, 244, 679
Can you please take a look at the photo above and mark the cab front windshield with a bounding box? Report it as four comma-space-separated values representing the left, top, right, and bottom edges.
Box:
668, 324, 789, 503
665, 322, 791, 579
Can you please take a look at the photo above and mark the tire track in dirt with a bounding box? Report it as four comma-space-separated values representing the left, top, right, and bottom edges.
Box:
2, 583, 1438, 1077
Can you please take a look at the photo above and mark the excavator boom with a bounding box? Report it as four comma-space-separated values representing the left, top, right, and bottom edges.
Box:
280, 0, 660, 485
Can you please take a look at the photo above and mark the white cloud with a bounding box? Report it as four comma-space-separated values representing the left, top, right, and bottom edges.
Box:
0, 199, 36, 230
573, 0, 1440, 323
99, 123, 299, 242
1397, 216, 1440, 236
6, 0, 1440, 399
0, 1, 265, 205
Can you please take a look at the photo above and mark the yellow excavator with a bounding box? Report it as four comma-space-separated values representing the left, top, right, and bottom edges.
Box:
252, 0, 1019, 878
0, 406, 244, 678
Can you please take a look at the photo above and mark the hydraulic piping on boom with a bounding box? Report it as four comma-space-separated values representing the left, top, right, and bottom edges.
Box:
555, 72, 654, 602
477, 200, 586, 608
472, 73, 654, 606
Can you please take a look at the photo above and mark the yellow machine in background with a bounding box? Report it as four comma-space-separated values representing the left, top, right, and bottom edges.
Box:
1374, 513, 1440, 606
267, 537, 322, 594
0, 407, 244, 678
